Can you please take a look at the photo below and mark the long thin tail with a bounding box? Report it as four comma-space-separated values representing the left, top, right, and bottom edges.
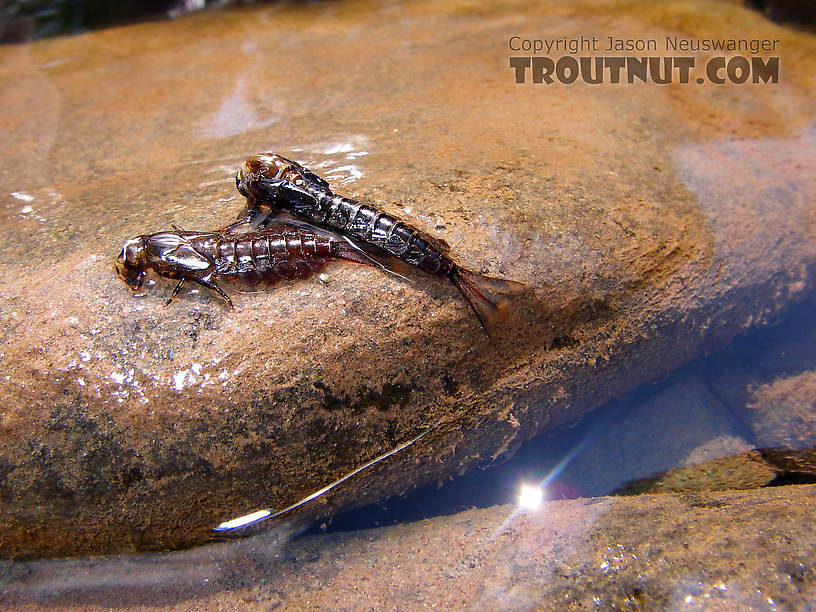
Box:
449, 267, 527, 341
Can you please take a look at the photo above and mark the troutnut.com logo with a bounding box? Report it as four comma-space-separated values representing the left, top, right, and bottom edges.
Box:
509, 36, 780, 84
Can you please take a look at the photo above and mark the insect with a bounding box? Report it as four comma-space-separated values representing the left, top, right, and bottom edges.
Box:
114, 224, 376, 308
235, 154, 525, 335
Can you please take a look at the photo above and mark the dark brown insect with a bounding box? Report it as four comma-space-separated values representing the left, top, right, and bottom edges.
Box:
114, 224, 374, 308
235, 154, 525, 334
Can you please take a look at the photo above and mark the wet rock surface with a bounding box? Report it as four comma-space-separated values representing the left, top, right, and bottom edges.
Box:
0, 0, 815, 557
2, 485, 815, 610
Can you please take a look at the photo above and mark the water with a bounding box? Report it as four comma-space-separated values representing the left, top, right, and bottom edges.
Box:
310, 294, 816, 535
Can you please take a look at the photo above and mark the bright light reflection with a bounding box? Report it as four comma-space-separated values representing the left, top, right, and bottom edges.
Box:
215, 509, 271, 531
213, 427, 435, 532
518, 483, 544, 510
491, 430, 597, 539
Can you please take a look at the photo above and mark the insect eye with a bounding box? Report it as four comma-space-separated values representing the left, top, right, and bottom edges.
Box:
236, 169, 248, 196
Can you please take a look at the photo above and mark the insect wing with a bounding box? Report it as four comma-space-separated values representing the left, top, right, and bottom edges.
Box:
145, 232, 188, 254
266, 216, 413, 281
263, 214, 341, 239
171, 226, 217, 240
258, 177, 319, 209
299, 166, 330, 190
163, 243, 213, 272
145, 233, 211, 271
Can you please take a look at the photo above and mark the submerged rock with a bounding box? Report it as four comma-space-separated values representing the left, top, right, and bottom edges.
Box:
747, 370, 816, 479
2, 485, 816, 609
556, 373, 757, 496
0, 0, 814, 557
613, 450, 777, 494
745, 370, 816, 450
704, 298, 816, 418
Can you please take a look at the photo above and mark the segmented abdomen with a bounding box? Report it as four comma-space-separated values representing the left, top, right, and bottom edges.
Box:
317, 192, 453, 275
240, 153, 455, 276
193, 228, 334, 282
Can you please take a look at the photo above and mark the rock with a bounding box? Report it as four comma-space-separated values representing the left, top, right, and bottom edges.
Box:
2, 485, 816, 609
741, 369, 816, 479
613, 450, 777, 494
697, 318, 816, 478
556, 373, 759, 496
702, 298, 816, 417
749, 0, 816, 26
0, 2, 177, 43
744, 370, 816, 450
760, 448, 816, 480
0, 0, 815, 557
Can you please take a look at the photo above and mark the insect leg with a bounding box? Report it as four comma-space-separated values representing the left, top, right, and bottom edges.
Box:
164, 278, 186, 308
220, 209, 275, 234
193, 277, 234, 310
132, 271, 146, 292
219, 217, 255, 234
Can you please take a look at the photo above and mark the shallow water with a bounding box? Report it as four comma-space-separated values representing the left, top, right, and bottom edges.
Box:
310, 295, 816, 534
0, 0, 815, 607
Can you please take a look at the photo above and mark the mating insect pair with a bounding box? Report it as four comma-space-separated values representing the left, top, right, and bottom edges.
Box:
115, 154, 525, 336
